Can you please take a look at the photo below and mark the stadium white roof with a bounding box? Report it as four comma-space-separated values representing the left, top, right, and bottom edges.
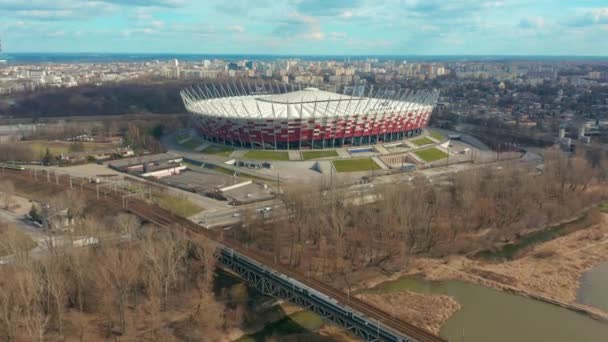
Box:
182, 86, 438, 120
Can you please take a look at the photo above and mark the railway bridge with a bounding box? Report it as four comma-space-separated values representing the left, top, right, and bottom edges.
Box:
1, 167, 445, 342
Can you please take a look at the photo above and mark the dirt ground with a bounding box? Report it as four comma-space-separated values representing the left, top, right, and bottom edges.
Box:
4, 194, 33, 215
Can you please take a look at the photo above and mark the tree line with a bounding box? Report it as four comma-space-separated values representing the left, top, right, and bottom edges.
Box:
235, 148, 607, 286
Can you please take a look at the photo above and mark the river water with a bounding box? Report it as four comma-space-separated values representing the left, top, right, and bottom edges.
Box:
225, 259, 608, 342
370, 277, 608, 342
578, 261, 608, 312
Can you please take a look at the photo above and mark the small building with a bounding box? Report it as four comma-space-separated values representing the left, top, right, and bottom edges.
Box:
109, 152, 183, 173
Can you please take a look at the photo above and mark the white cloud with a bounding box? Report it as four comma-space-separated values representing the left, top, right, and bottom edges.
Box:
227, 25, 245, 33
519, 16, 545, 29
567, 7, 608, 27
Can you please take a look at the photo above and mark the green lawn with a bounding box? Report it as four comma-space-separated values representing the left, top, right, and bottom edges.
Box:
415, 148, 448, 162
175, 133, 191, 141
429, 131, 444, 141
333, 158, 381, 172
18, 141, 118, 157
244, 150, 290, 161
203, 145, 234, 157
411, 137, 435, 146
154, 195, 203, 217
599, 202, 608, 214
179, 138, 204, 150
302, 150, 339, 160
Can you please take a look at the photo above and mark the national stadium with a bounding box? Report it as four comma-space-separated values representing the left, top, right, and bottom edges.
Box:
181, 84, 439, 150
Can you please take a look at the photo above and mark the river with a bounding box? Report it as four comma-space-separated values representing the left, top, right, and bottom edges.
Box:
222, 257, 608, 341
368, 277, 608, 342
578, 261, 608, 312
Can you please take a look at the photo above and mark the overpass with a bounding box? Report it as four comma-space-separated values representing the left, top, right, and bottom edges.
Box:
1, 167, 445, 342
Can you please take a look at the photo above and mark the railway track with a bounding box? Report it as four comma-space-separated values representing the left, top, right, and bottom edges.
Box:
2, 168, 445, 342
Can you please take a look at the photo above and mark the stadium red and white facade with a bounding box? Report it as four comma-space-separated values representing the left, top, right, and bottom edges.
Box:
181, 84, 439, 150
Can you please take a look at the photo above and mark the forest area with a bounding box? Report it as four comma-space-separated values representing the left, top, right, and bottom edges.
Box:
0, 116, 188, 162
233, 147, 608, 289
0, 185, 252, 342
0, 81, 190, 119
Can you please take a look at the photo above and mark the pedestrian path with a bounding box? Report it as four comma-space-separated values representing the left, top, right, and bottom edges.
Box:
288, 150, 302, 161
373, 145, 390, 155
372, 156, 390, 170
336, 148, 351, 158
230, 150, 247, 158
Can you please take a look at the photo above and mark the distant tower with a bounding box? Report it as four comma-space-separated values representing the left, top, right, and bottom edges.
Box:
578, 126, 586, 139
0, 37, 7, 63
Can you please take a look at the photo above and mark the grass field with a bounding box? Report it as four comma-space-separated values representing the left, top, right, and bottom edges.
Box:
154, 195, 203, 217
429, 131, 444, 141
203, 145, 234, 157
244, 150, 290, 161
18, 141, 116, 157
333, 158, 381, 172
411, 137, 435, 146
179, 138, 204, 150
599, 202, 608, 214
415, 147, 448, 162
302, 150, 339, 160
175, 133, 191, 141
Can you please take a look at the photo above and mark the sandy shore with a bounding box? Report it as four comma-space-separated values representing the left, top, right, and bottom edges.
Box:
356, 292, 461, 335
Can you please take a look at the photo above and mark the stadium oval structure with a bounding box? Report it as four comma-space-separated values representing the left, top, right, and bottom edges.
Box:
181, 84, 439, 150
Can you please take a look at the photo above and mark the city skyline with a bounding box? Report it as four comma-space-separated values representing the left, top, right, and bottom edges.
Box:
0, 1, 607, 56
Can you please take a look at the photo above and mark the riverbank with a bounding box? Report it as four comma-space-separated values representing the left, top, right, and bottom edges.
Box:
349, 213, 608, 338
409, 214, 608, 321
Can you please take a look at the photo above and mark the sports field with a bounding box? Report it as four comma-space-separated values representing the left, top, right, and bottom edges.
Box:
203, 145, 234, 157
429, 131, 444, 141
302, 150, 339, 160
179, 138, 204, 150
411, 137, 435, 146
415, 148, 448, 162
244, 151, 290, 161
333, 158, 381, 172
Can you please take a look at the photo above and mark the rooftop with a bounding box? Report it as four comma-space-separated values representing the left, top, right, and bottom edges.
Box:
182, 87, 439, 120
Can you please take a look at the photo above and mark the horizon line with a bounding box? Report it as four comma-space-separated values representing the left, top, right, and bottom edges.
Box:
2, 52, 608, 58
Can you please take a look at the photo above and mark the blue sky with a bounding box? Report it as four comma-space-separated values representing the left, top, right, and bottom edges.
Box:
0, 0, 607, 55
